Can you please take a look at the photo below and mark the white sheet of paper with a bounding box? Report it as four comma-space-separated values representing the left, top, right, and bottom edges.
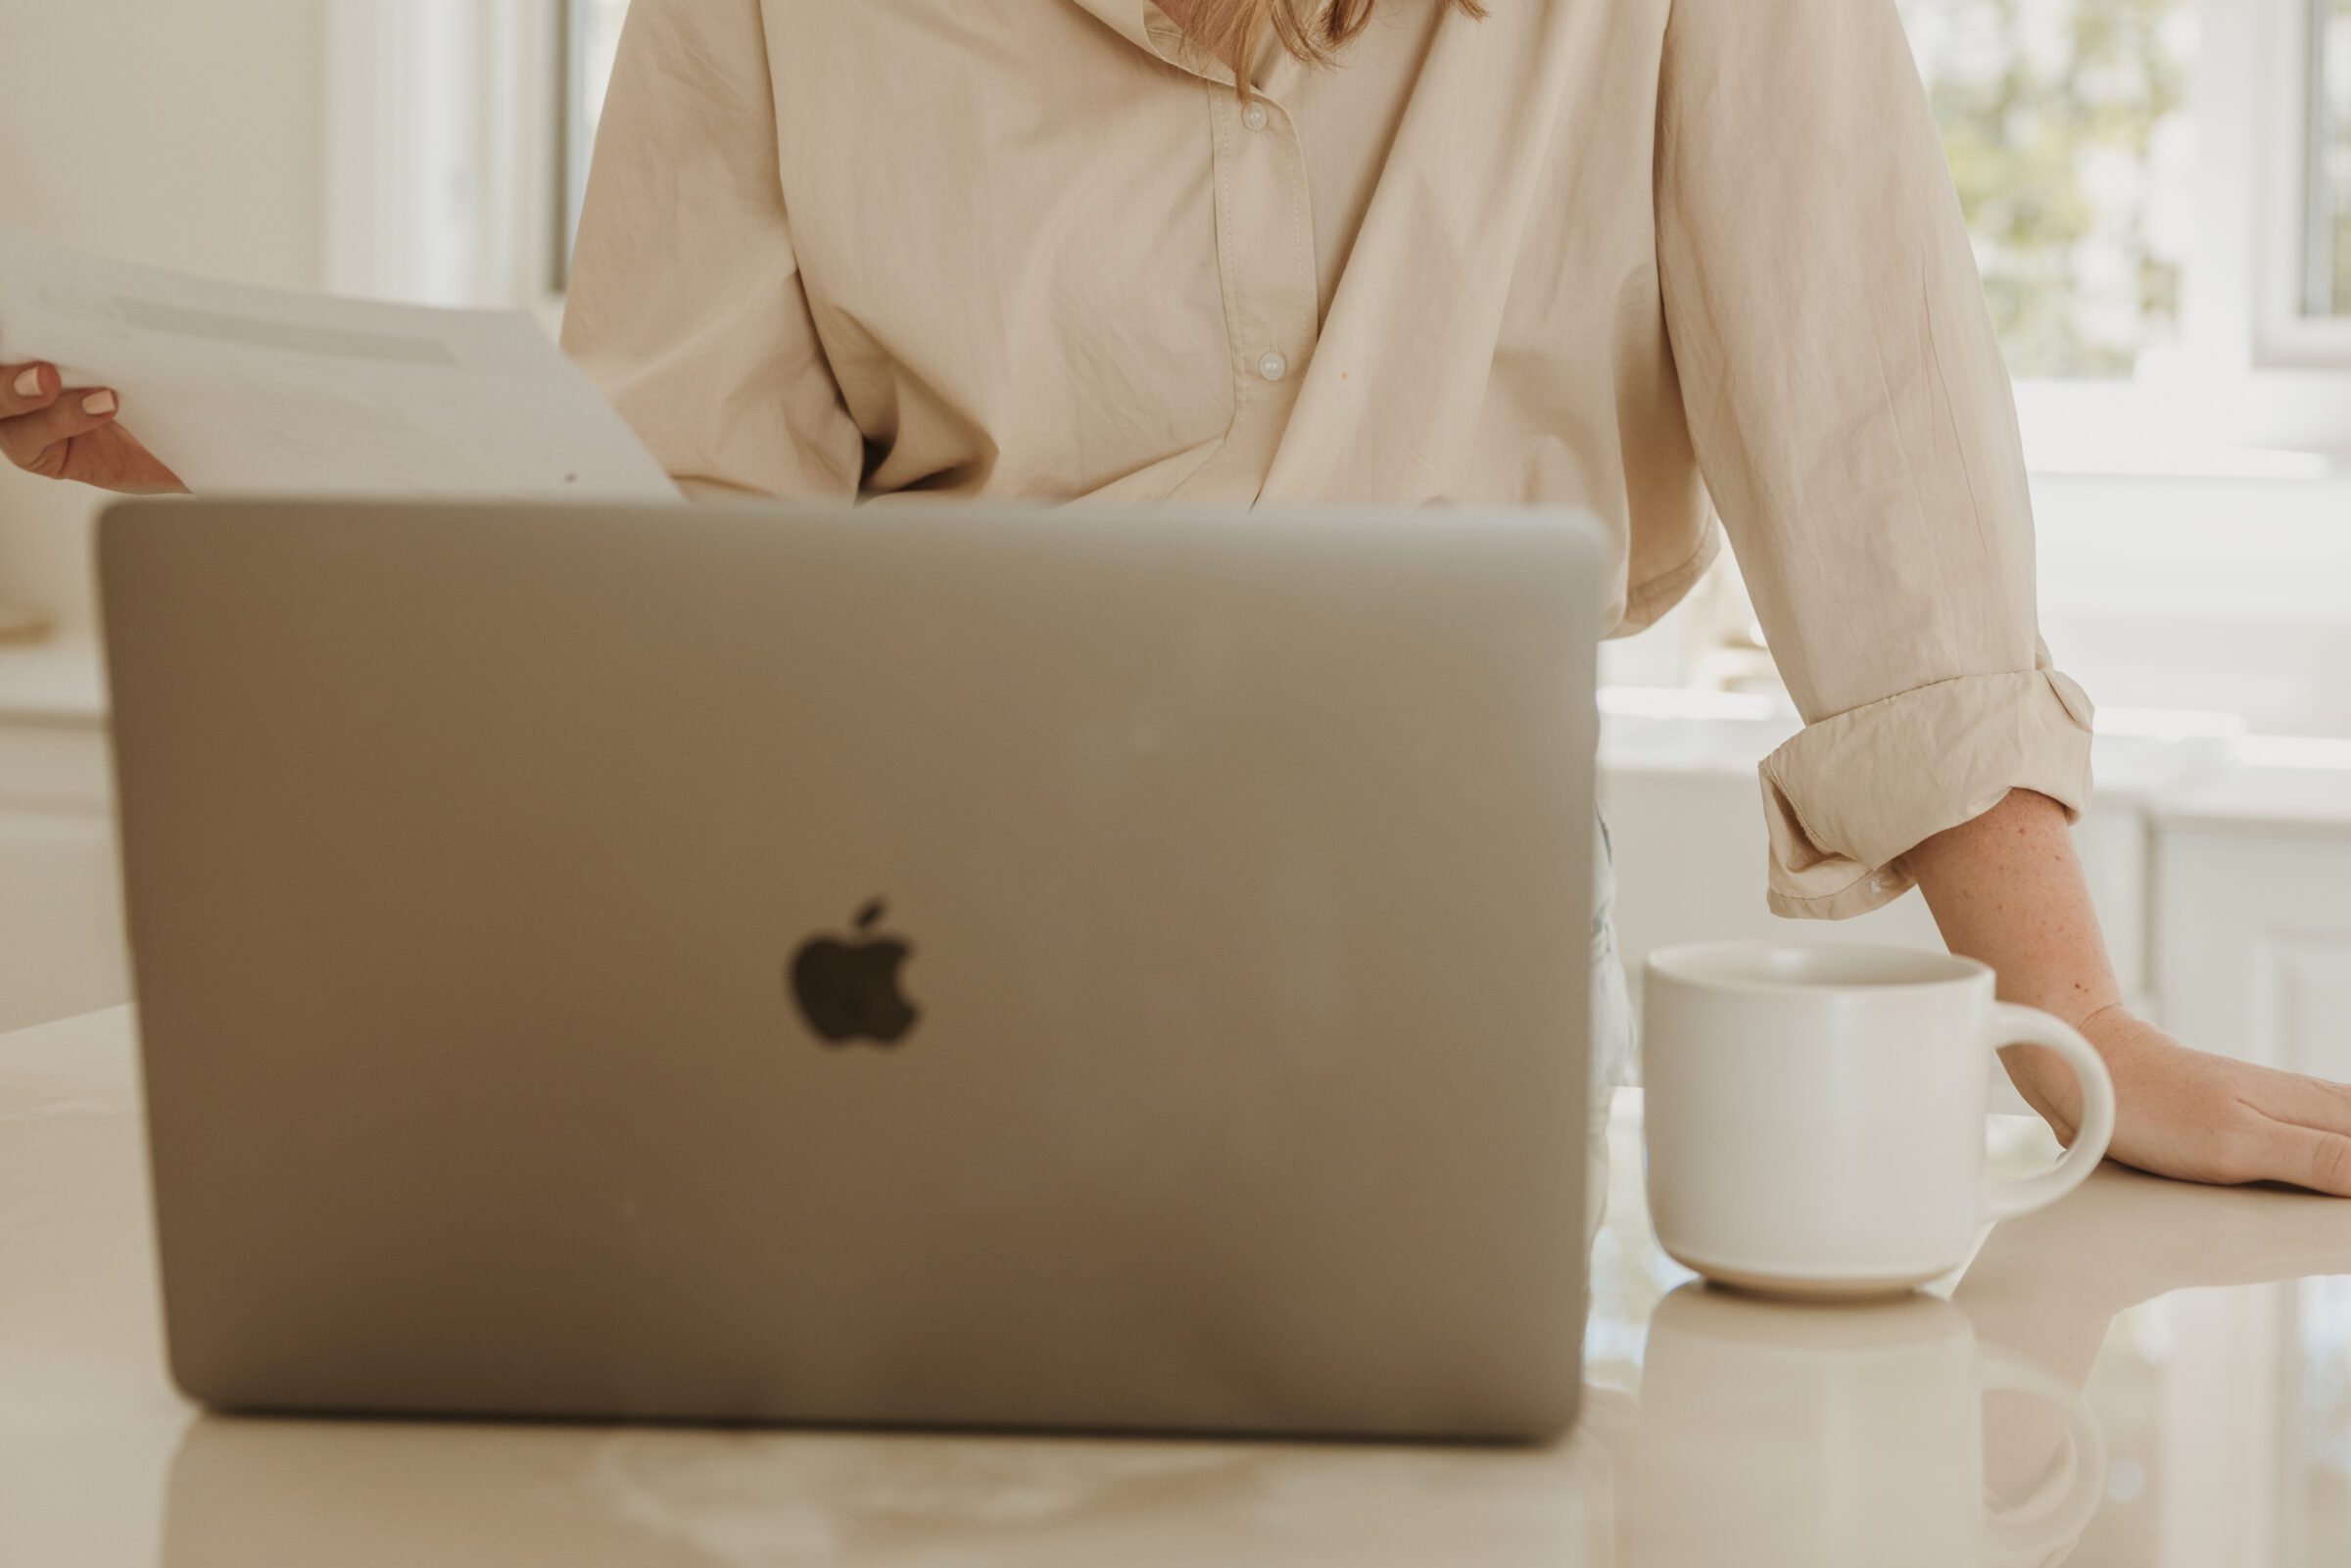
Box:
0, 221, 680, 501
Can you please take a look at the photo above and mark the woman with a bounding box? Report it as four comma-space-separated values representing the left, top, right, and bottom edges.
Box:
9, 0, 2349, 1199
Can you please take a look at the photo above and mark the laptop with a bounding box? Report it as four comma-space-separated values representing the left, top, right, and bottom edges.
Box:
101, 499, 1603, 1443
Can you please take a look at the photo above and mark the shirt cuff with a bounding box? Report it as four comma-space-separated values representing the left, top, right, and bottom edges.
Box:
1757, 668, 2096, 921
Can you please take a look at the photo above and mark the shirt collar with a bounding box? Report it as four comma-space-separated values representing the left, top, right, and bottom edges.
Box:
1067, 0, 1315, 93
1067, 0, 1216, 75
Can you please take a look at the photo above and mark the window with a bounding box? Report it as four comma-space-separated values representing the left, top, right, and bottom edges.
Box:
1898, 0, 2197, 381
2312, 0, 2351, 317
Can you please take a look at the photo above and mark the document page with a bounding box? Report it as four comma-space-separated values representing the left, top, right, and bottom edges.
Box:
0, 222, 679, 501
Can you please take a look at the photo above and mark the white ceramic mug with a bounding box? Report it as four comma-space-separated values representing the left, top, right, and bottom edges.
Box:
1642, 943, 2117, 1299
1634, 1284, 2108, 1568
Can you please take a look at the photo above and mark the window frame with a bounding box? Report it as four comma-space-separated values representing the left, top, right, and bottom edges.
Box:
2258, 0, 2351, 365
2155, 0, 2351, 451
553, 0, 614, 297
322, 0, 567, 328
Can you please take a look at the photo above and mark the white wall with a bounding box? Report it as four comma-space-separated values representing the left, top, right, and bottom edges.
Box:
0, 0, 328, 636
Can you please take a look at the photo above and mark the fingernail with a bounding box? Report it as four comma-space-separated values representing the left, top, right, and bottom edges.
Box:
12, 368, 40, 399
82, 391, 118, 417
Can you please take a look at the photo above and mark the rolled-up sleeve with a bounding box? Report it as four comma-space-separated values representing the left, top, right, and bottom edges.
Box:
1654, 0, 2094, 920
560, 0, 862, 502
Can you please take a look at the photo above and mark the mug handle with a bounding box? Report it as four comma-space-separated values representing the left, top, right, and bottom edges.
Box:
1981, 1003, 2117, 1223
1977, 1345, 2110, 1561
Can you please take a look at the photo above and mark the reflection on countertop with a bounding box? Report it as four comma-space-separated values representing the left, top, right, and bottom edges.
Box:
161, 1418, 1614, 1567
6, 1010, 2351, 1566
1584, 1099, 2351, 1567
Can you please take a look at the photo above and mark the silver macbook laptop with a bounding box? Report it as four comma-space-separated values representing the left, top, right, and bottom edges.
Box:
101, 499, 1603, 1442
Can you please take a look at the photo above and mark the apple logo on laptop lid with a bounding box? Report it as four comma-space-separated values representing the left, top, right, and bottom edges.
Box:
789, 899, 920, 1047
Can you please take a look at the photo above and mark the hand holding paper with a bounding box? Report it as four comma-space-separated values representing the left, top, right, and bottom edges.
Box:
0, 359, 185, 494
0, 221, 679, 501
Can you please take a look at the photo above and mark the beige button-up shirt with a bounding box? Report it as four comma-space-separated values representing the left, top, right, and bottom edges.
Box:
561, 0, 2096, 919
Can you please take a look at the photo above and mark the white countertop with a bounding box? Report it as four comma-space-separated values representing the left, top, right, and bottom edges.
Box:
0, 635, 106, 726
2149, 735, 2351, 837
8, 1007, 2351, 1565
1596, 689, 2252, 805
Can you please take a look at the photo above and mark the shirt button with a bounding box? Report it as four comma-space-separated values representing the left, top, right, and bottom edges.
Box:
1257, 350, 1289, 382
1242, 102, 1270, 131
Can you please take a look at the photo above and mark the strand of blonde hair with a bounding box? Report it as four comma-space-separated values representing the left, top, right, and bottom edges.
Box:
1174, 0, 1487, 85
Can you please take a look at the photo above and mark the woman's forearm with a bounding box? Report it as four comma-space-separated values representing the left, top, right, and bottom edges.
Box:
1905, 787, 2351, 1195
1903, 787, 2124, 1029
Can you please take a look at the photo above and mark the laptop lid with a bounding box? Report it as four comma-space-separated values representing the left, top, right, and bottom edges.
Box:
102, 499, 1602, 1441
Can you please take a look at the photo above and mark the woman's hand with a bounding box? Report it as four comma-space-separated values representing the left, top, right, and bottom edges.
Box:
1, 362, 185, 494
1908, 787, 2351, 1198
2005, 1008, 2351, 1196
